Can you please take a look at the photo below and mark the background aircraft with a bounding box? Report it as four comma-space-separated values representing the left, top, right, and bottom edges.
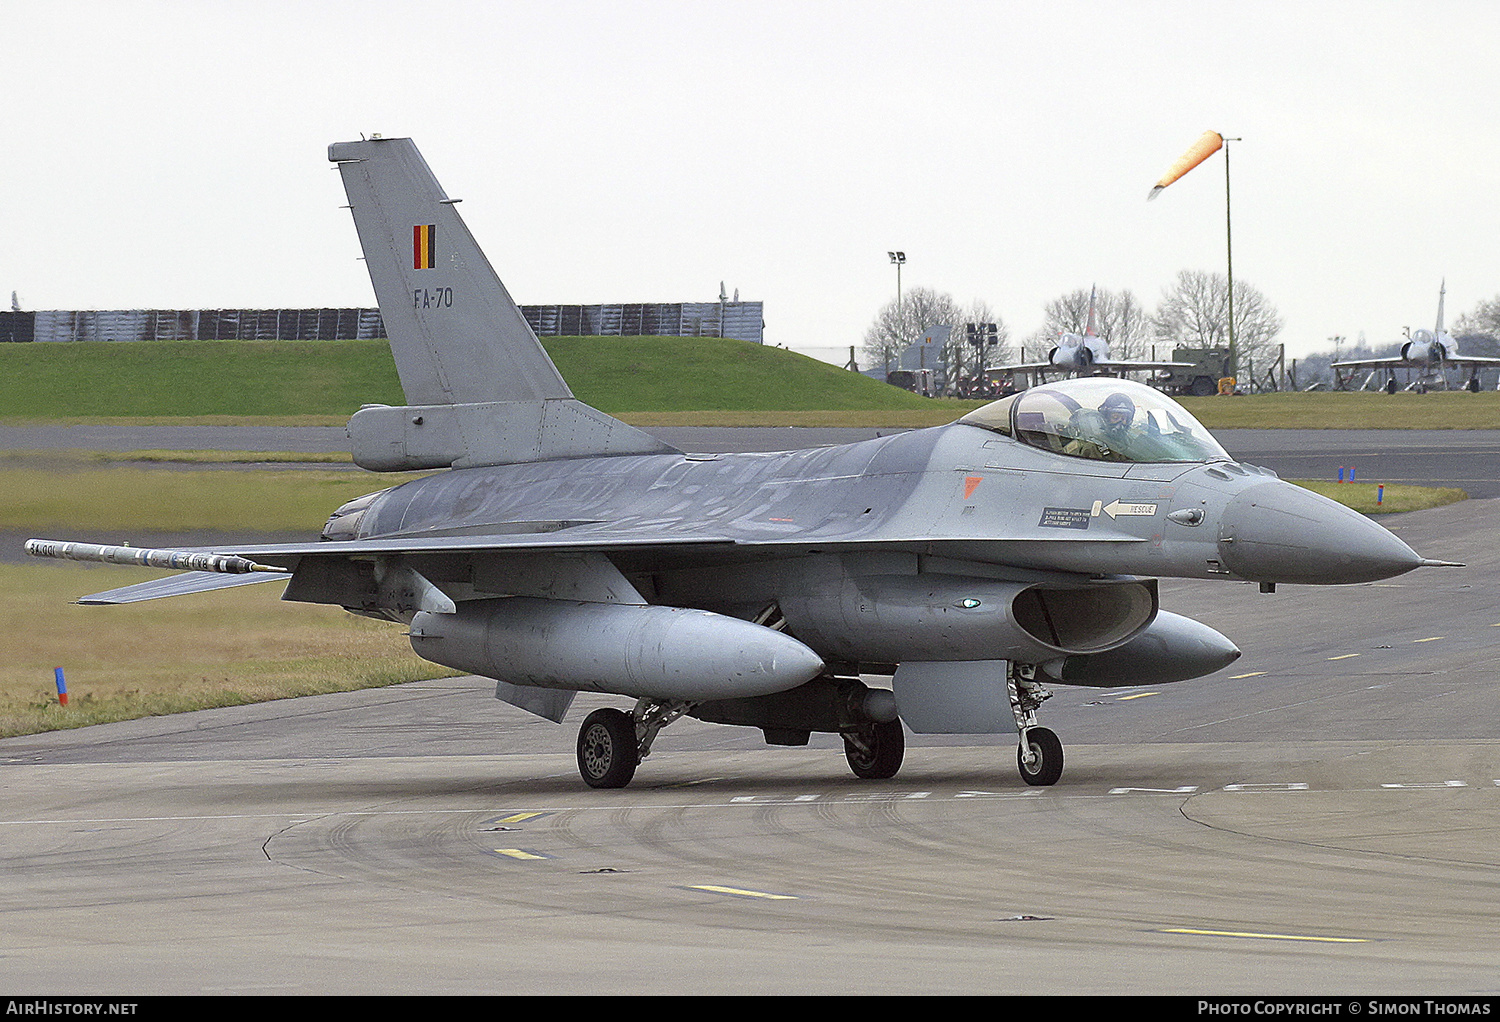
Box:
990, 287, 1190, 382
27, 139, 1448, 791
1333, 283, 1500, 392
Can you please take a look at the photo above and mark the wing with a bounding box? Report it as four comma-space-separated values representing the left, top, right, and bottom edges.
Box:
985, 359, 1053, 373
78, 571, 289, 605
1332, 356, 1410, 370
1094, 359, 1201, 373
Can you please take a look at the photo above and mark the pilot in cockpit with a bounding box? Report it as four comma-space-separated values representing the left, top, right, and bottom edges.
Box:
1098, 392, 1137, 442
1062, 391, 1138, 460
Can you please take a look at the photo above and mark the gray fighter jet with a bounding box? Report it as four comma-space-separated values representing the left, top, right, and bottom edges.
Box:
27, 138, 1450, 790
989, 287, 1193, 381
1333, 283, 1500, 392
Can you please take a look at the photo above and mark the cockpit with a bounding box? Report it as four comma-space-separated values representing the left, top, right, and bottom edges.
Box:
958, 378, 1229, 464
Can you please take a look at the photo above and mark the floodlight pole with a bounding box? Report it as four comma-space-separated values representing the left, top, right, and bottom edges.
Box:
887, 251, 906, 375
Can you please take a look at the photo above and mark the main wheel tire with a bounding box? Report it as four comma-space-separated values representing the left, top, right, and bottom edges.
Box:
844, 718, 905, 780
1017, 726, 1064, 787
577, 708, 639, 789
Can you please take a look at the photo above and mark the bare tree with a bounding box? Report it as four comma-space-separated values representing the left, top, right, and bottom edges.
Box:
1034, 287, 1151, 360
1152, 269, 1283, 370
861, 285, 967, 373
1453, 296, 1500, 358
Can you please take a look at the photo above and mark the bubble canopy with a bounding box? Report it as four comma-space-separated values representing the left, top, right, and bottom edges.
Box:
958, 378, 1230, 464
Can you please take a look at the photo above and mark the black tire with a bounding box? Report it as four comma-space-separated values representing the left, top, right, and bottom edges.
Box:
1385, 377, 1397, 395
843, 719, 905, 780
1468, 377, 1481, 393
1190, 376, 1216, 397
577, 708, 639, 789
1017, 726, 1064, 786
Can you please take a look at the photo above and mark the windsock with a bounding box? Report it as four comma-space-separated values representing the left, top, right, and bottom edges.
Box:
1148, 130, 1224, 200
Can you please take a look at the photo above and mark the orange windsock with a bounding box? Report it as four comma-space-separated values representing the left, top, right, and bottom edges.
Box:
1148, 130, 1224, 200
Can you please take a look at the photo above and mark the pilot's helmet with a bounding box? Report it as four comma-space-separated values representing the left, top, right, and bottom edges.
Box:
1100, 392, 1136, 429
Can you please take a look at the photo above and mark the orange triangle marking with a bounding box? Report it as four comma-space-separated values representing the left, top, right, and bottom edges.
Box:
964, 476, 982, 500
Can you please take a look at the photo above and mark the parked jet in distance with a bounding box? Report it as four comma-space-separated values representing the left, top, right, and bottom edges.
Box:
26, 138, 1455, 790
1333, 283, 1500, 392
991, 287, 1190, 382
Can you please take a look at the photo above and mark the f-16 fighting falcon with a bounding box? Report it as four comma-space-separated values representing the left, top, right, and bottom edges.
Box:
27, 138, 1452, 790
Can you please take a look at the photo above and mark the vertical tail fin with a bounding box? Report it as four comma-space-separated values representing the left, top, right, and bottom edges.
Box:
328, 138, 676, 471
329, 137, 571, 405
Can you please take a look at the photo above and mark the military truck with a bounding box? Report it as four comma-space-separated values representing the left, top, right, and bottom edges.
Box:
1152, 347, 1234, 397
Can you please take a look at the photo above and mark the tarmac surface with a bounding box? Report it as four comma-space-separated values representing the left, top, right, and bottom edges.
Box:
3, 427, 1499, 995
5, 422, 1500, 496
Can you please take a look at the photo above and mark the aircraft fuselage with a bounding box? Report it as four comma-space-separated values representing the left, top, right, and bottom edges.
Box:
337, 419, 1420, 592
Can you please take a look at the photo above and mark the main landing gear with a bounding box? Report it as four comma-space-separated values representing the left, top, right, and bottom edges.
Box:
842, 718, 905, 780
574, 680, 906, 789
1008, 662, 1064, 786
574, 669, 1063, 789
576, 699, 691, 789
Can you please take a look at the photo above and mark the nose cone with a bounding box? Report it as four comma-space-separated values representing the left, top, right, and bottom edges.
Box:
1219, 481, 1423, 584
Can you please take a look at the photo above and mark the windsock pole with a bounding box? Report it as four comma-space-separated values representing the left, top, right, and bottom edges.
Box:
1149, 130, 1243, 371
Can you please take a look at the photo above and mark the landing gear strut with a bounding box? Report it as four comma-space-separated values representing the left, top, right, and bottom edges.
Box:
1007, 662, 1064, 786
575, 699, 692, 789
842, 718, 905, 779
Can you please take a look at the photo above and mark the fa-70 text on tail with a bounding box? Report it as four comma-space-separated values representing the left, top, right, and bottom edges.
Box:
28, 138, 1453, 789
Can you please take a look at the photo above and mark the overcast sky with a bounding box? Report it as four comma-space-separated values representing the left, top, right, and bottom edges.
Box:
6, 1, 1498, 365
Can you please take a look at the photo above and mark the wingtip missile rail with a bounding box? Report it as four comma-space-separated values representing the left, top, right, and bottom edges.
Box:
24, 539, 290, 575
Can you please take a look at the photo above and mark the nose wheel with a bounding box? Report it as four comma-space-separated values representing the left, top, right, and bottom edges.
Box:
1008, 662, 1064, 786
1016, 726, 1064, 786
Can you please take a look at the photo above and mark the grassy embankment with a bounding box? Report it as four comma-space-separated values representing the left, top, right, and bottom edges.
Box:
7, 337, 1500, 428
0, 337, 944, 426
0, 338, 1481, 736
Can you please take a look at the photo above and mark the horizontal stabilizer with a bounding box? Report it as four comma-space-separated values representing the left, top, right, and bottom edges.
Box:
348, 398, 677, 471
78, 571, 288, 605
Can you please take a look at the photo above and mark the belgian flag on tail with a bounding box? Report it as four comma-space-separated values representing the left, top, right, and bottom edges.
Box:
413, 224, 436, 269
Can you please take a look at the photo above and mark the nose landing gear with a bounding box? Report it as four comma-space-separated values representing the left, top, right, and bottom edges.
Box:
1008, 662, 1064, 786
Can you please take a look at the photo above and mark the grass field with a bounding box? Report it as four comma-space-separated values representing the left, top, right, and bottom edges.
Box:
1, 465, 427, 533
1177, 390, 1500, 430
1295, 481, 1468, 514
0, 562, 453, 738
4, 338, 1500, 428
